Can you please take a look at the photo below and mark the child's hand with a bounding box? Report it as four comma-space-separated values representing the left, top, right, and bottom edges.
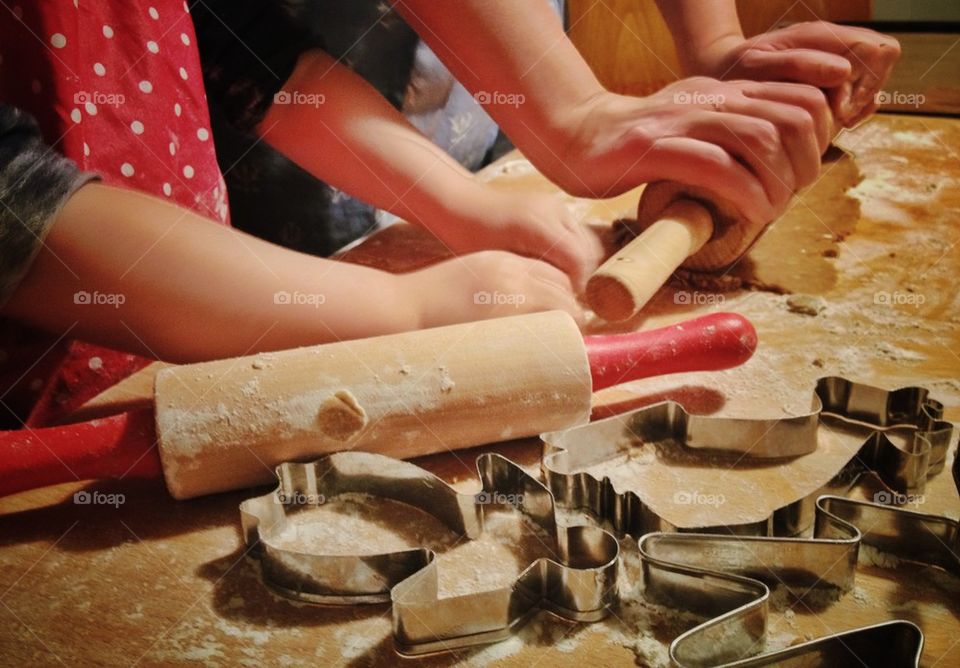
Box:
402, 251, 585, 328
426, 189, 603, 292
689, 22, 901, 128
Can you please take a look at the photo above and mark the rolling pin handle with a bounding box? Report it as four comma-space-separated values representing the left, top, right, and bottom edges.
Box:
585, 312, 757, 391
0, 409, 161, 498
586, 199, 714, 321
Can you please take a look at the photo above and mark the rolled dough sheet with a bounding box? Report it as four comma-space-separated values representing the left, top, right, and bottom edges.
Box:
569, 360, 877, 529
577, 422, 867, 529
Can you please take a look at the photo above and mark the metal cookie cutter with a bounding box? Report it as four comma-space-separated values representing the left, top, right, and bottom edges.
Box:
541, 376, 958, 667
541, 376, 953, 536
239, 451, 619, 655
640, 490, 958, 666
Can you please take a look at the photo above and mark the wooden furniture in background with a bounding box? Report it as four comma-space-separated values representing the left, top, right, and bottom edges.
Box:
566, 0, 873, 96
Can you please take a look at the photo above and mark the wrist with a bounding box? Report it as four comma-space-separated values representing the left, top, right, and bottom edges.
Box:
410, 176, 508, 245
397, 270, 441, 331
680, 32, 745, 77
532, 89, 618, 194
496, 83, 609, 188
430, 176, 492, 226
283, 265, 420, 343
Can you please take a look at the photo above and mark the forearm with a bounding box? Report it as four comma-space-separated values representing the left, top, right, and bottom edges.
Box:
1, 183, 415, 362
653, 0, 744, 74
260, 49, 486, 235
395, 0, 605, 179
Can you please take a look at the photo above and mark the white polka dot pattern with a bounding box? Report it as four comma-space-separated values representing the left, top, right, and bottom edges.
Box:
7, 0, 230, 224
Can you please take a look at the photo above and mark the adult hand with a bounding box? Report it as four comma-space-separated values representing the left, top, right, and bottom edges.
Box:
692, 21, 901, 127
552, 77, 831, 228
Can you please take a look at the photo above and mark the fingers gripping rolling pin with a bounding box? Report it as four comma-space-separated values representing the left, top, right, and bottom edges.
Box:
587, 181, 764, 322
0, 311, 756, 499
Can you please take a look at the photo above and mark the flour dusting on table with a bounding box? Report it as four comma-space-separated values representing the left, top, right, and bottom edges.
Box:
269, 495, 555, 598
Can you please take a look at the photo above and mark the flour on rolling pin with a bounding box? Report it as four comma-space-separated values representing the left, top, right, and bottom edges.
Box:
268, 496, 554, 598
154, 311, 591, 498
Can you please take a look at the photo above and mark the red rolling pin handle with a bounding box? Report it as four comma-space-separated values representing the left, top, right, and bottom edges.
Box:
0, 408, 161, 497
585, 312, 758, 392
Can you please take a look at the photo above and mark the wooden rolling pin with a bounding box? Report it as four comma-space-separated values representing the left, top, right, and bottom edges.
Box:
0, 310, 756, 499
587, 181, 765, 322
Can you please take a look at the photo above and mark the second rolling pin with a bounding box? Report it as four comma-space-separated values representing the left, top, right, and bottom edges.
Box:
586, 181, 765, 322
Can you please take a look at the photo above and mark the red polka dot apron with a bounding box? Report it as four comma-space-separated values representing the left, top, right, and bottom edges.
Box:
0, 0, 229, 427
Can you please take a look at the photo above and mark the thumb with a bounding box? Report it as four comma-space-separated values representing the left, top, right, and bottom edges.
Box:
741, 47, 852, 88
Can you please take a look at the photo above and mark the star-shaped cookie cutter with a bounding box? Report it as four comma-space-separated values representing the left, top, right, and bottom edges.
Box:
540, 376, 958, 666
239, 451, 619, 655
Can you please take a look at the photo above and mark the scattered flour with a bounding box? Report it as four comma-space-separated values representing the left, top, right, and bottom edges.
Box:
269, 493, 458, 556
436, 507, 555, 598
591, 533, 705, 666
333, 616, 392, 660
858, 543, 901, 570
268, 496, 554, 598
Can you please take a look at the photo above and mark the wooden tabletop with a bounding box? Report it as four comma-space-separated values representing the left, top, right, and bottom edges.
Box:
1, 113, 958, 667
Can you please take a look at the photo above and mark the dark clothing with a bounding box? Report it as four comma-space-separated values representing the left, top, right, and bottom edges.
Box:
191, 1, 314, 133
191, 1, 427, 257
0, 105, 95, 305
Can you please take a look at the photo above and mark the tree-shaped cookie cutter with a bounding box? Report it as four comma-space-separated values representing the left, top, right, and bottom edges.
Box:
541, 376, 958, 666
239, 451, 619, 655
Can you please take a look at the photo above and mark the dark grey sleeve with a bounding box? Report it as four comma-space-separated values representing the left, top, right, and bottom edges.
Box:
0, 104, 97, 305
